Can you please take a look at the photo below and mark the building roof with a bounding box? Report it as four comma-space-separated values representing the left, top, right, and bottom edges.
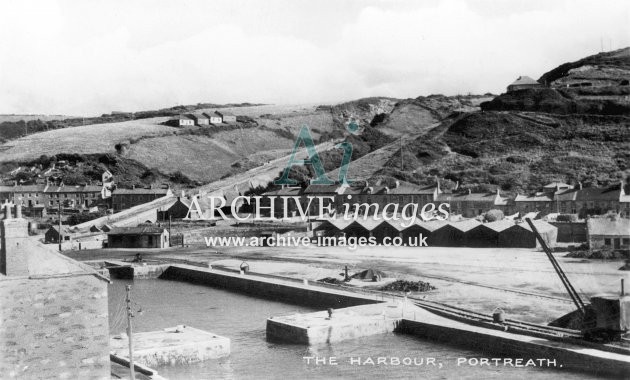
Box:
416, 220, 449, 232
543, 182, 572, 189
388, 181, 436, 195
108, 226, 167, 235
0, 185, 47, 193
514, 193, 554, 202
554, 189, 578, 201
171, 114, 192, 120
509, 76, 540, 86
47, 185, 102, 193
337, 185, 364, 195
575, 184, 622, 202
113, 188, 171, 195
47, 225, 72, 235
440, 192, 499, 202
483, 220, 516, 233
191, 113, 209, 120
587, 217, 630, 236
449, 219, 482, 232
264, 187, 303, 196
304, 184, 339, 194
328, 217, 352, 231
518, 219, 557, 233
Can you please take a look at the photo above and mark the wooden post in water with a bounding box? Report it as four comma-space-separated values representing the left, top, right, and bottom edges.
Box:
125, 285, 136, 380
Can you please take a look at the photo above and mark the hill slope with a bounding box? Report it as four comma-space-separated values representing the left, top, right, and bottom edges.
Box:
482, 48, 630, 115
374, 111, 629, 192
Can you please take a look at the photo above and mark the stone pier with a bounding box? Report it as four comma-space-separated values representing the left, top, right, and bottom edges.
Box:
110, 326, 230, 367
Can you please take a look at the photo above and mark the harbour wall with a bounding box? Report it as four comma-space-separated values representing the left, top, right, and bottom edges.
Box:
160, 264, 380, 309
397, 319, 629, 377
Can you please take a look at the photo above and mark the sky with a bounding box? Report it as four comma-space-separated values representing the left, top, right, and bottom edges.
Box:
0, 0, 628, 116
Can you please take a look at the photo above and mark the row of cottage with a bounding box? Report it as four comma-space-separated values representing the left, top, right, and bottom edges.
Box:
167, 110, 237, 127
0, 184, 174, 214
258, 180, 630, 219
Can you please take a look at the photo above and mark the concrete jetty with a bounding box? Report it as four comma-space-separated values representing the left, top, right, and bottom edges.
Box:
110, 326, 230, 367
105, 260, 170, 279
267, 302, 409, 344
267, 301, 630, 376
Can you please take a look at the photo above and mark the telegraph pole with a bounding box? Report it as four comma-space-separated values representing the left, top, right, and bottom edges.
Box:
58, 203, 62, 252
125, 285, 136, 380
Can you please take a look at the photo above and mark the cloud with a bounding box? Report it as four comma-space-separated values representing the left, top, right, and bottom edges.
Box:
0, 0, 628, 115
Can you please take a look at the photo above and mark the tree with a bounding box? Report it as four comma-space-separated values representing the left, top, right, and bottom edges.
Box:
483, 209, 504, 222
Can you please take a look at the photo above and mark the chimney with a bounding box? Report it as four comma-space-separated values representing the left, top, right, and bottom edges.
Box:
578, 181, 583, 190
395, 180, 400, 188
1, 204, 30, 276
468, 188, 472, 195
15, 204, 22, 218
455, 181, 459, 190
435, 176, 441, 194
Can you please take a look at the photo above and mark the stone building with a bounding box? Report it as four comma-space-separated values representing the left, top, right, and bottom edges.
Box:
439, 189, 509, 218
587, 217, 630, 251
0, 205, 111, 379
0, 184, 106, 211
107, 226, 170, 248
507, 75, 544, 92
111, 187, 173, 212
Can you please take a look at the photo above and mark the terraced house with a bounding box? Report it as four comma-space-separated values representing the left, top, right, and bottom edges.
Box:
0, 184, 106, 211
261, 180, 629, 220
515, 182, 629, 218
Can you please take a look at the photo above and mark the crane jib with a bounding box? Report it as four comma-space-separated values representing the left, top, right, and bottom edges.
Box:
525, 218, 586, 314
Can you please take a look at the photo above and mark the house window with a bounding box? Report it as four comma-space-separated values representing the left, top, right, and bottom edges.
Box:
49, 201, 53, 206
623, 238, 630, 246
604, 238, 611, 246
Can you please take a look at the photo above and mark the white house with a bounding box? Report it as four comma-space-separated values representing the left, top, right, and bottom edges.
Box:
169, 115, 194, 127
216, 110, 236, 123
191, 113, 209, 125
205, 112, 223, 124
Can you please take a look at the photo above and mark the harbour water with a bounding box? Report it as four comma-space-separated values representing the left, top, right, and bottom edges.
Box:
108, 279, 607, 380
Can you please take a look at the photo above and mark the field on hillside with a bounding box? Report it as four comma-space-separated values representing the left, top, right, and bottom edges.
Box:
0, 117, 174, 162
125, 128, 295, 182
0, 114, 74, 123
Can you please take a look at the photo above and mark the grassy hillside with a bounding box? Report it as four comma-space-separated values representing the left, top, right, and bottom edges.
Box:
0, 117, 175, 161
124, 128, 295, 183
374, 111, 629, 192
